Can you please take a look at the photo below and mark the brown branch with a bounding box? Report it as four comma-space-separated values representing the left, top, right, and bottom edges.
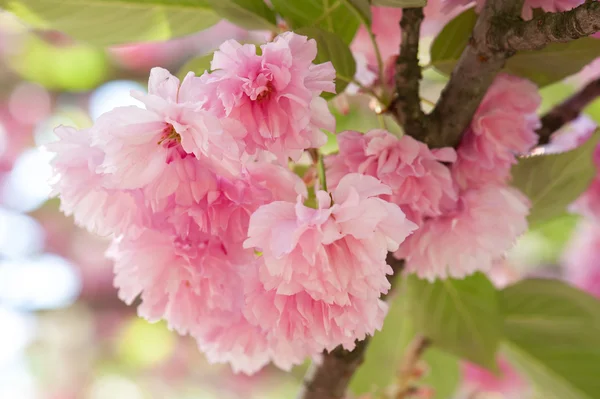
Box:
395, 335, 431, 399
297, 255, 405, 399
425, 0, 526, 148
497, 1, 600, 51
391, 8, 428, 143
537, 77, 600, 145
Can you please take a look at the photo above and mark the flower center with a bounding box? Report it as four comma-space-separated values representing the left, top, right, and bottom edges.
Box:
157, 124, 181, 147
255, 82, 274, 101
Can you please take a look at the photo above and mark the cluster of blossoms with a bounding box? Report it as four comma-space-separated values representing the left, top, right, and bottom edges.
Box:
49, 28, 537, 372
327, 74, 536, 280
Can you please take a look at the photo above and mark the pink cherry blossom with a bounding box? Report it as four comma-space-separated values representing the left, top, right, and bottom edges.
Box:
326, 130, 458, 224
541, 115, 596, 155
244, 173, 417, 305
396, 184, 530, 280
198, 32, 336, 162
452, 74, 540, 189
110, 229, 249, 335
462, 357, 528, 397
562, 221, 600, 298
46, 125, 150, 237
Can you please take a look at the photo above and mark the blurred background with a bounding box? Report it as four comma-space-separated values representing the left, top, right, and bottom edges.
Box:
0, 7, 598, 399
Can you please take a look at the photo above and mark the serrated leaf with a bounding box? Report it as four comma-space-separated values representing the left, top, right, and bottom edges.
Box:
271, 0, 361, 44
177, 54, 213, 80
0, 0, 221, 46
431, 8, 600, 86
511, 132, 600, 228
372, 0, 427, 6
405, 273, 502, 370
500, 279, 600, 399
204, 0, 277, 30
350, 280, 460, 399
296, 27, 356, 97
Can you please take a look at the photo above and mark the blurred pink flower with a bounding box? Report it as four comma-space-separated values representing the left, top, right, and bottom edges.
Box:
462, 357, 528, 397
452, 74, 540, 189
326, 130, 457, 224
562, 221, 600, 298
396, 184, 530, 280
244, 173, 417, 305
542, 115, 596, 154
198, 32, 336, 162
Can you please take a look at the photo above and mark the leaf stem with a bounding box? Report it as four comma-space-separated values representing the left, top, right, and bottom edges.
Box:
317, 151, 328, 192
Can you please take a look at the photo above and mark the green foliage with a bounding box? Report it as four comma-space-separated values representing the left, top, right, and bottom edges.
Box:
204, 0, 277, 30
500, 279, 600, 399
430, 8, 600, 86
118, 318, 175, 368
350, 283, 460, 399
7, 35, 109, 91
271, 0, 362, 44
371, 0, 427, 6
296, 27, 357, 96
405, 273, 501, 370
1, 0, 221, 46
511, 132, 600, 229
177, 54, 213, 80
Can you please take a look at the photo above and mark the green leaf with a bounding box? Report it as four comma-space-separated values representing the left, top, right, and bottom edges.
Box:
204, 0, 277, 30
343, 0, 371, 25
501, 279, 600, 399
271, 0, 362, 44
177, 53, 213, 80
372, 0, 427, 6
511, 132, 600, 228
1, 0, 221, 46
405, 273, 502, 370
296, 27, 356, 97
431, 8, 600, 86
350, 281, 460, 399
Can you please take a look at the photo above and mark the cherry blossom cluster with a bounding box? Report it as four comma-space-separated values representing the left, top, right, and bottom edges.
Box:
48, 32, 417, 373
49, 28, 538, 373
327, 74, 537, 280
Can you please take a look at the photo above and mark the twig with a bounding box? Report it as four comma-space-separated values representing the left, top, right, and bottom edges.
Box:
298, 255, 405, 399
537, 77, 600, 145
394, 335, 431, 399
390, 8, 428, 143
497, 1, 600, 51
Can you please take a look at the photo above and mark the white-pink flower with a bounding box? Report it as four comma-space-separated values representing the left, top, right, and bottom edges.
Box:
562, 221, 600, 298
396, 184, 530, 280
327, 130, 458, 224
452, 74, 540, 189
198, 32, 336, 161
47, 125, 150, 237
244, 173, 417, 305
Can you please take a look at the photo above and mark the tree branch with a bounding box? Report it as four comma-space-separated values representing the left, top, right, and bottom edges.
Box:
497, 1, 600, 51
537, 77, 600, 144
425, 0, 526, 148
391, 8, 429, 143
395, 335, 431, 399
297, 255, 405, 399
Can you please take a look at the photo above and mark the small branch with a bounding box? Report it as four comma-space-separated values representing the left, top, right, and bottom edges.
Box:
497, 1, 600, 51
298, 255, 405, 399
395, 335, 431, 399
537, 77, 600, 144
391, 8, 428, 143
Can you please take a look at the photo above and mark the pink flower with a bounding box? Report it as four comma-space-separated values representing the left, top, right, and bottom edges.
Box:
110, 229, 248, 335
542, 115, 596, 155
46, 126, 149, 237
326, 130, 458, 224
198, 32, 336, 161
462, 357, 528, 397
244, 173, 417, 305
92, 67, 245, 192
452, 74, 540, 189
562, 221, 600, 298
244, 271, 389, 357
396, 184, 530, 280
